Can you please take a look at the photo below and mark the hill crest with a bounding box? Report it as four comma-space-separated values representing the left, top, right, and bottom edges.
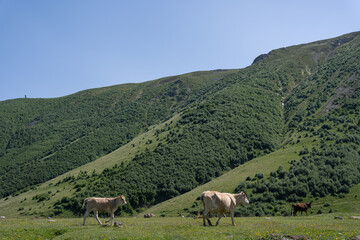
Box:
0, 31, 360, 217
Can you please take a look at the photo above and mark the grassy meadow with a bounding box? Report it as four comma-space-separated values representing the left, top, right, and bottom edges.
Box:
1, 214, 360, 239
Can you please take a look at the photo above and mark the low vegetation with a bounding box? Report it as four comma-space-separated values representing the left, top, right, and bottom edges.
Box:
1, 215, 360, 240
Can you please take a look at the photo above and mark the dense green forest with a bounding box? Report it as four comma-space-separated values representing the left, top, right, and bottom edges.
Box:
1, 31, 359, 217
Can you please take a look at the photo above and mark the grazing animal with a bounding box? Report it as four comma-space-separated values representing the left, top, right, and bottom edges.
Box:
144, 213, 155, 218
291, 201, 312, 216
200, 191, 249, 226
82, 196, 127, 225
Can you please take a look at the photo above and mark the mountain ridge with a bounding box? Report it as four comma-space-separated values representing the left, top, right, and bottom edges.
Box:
0, 31, 359, 217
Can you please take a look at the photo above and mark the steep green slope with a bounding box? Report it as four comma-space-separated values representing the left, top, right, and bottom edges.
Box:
0, 70, 236, 198
143, 142, 303, 217
64, 80, 283, 211
49, 32, 360, 216
0, 115, 178, 217
1, 31, 359, 218
144, 143, 360, 217
227, 32, 360, 217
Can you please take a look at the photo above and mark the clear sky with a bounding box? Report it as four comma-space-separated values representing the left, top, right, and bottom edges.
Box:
0, 0, 359, 101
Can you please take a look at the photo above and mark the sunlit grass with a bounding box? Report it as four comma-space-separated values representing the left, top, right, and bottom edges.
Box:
1, 215, 359, 239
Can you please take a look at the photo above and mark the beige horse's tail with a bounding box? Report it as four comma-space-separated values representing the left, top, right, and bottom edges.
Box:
82, 198, 89, 209
196, 194, 205, 219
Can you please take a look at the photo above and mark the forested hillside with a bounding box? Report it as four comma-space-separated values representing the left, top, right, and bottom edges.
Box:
0, 70, 236, 197
0, 31, 359, 217
234, 33, 360, 216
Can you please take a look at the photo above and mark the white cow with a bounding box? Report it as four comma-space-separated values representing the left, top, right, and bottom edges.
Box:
82, 196, 127, 226
201, 191, 249, 226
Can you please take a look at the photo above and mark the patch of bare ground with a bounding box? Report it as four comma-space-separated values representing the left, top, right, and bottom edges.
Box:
322, 73, 357, 114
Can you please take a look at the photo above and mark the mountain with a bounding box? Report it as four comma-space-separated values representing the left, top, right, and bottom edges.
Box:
0, 70, 237, 198
0, 31, 359, 217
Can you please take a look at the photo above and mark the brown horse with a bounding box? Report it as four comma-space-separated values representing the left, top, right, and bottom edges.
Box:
292, 201, 312, 216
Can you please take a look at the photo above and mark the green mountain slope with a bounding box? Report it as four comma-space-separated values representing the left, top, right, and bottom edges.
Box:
0, 115, 179, 217
143, 142, 303, 217
0, 31, 359, 217
0, 70, 236, 198
144, 142, 360, 217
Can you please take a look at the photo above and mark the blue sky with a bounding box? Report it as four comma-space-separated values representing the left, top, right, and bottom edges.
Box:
0, 1, 359, 101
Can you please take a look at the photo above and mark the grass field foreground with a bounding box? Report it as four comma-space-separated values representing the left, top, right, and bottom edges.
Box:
1, 215, 360, 239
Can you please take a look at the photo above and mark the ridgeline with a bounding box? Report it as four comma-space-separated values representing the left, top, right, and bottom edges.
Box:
0, 31, 359, 217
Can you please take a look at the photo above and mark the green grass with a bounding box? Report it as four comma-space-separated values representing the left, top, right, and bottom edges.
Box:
310, 184, 360, 214
51, 113, 182, 178
1, 215, 360, 239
